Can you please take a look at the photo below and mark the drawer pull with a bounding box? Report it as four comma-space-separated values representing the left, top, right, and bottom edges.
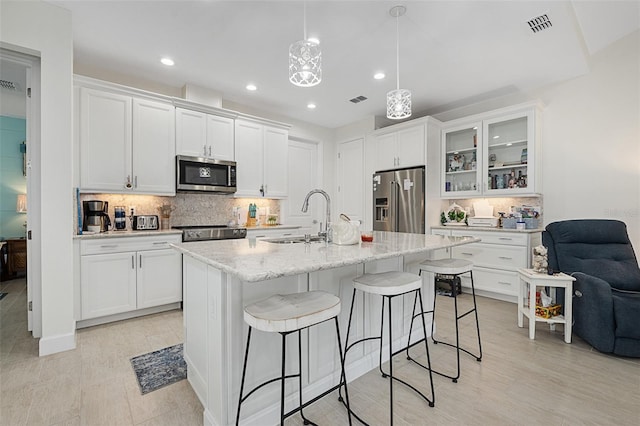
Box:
255, 235, 266, 238
498, 237, 513, 241
283, 233, 293, 236
460, 252, 474, 256
498, 256, 513, 260
153, 241, 168, 245
498, 281, 511, 286
100, 244, 118, 249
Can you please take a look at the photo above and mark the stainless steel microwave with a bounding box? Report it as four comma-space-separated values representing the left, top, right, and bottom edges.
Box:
176, 155, 237, 193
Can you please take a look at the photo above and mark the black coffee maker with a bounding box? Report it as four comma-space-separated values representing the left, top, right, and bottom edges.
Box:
83, 200, 111, 232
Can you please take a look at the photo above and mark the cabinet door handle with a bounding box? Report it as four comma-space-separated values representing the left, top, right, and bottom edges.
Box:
125, 175, 132, 189
131, 255, 135, 269
498, 256, 513, 260
203, 145, 207, 156
208, 146, 212, 157
139, 254, 142, 268
134, 176, 138, 188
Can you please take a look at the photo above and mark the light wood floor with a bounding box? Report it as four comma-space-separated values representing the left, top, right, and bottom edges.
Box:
1, 277, 639, 425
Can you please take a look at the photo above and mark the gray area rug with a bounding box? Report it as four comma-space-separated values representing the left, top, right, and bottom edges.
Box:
130, 343, 187, 394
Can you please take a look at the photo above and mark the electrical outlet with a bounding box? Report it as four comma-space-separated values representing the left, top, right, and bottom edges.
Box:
129, 206, 136, 216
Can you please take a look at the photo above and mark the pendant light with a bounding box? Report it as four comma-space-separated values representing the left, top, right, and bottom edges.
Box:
289, 2, 321, 87
387, 5, 411, 120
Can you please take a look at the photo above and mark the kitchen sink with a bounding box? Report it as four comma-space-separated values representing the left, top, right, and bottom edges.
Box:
262, 235, 325, 244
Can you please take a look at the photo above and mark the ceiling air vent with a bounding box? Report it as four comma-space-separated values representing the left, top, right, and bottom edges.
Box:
349, 95, 368, 104
527, 14, 552, 33
0, 79, 21, 91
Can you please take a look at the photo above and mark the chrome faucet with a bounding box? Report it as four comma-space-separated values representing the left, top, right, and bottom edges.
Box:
301, 189, 331, 242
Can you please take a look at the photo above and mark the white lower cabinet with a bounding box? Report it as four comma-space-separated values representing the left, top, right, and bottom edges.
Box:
79, 235, 182, 321
431, 227, 541, 302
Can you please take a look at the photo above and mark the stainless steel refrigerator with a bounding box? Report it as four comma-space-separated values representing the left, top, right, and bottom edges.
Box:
373, 166, 425, 233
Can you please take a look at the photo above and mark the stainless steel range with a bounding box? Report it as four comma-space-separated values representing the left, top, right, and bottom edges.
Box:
172, 225, 247, 242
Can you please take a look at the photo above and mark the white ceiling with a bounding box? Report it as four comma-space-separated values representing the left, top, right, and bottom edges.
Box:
28, 1, 640, 128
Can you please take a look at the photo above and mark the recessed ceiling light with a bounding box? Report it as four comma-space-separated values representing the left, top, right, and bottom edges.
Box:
246, 84, 257, 91
374, 72, 385, 80
308, 37, 320, 45
160, 57, 174, 66
307, 103, 316, 109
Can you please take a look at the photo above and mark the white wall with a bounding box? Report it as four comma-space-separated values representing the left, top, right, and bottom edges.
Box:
1, 1, 75, 355
535, 30, 639, 249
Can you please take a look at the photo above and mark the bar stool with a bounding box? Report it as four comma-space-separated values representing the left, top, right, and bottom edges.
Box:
236, 291, 352, 426
413, 258, 483, 383
341, 271, 435, 425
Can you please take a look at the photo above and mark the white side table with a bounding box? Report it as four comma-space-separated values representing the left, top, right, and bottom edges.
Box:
517, 268, 576, 343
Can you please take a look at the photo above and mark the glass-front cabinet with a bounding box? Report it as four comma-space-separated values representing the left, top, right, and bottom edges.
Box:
442, 121, 482, 197
483, 110, 534, 196
441, 103, 540, 198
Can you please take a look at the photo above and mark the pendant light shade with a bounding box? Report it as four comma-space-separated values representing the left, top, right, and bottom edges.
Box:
387, 88, 411, 120
289, 2, 321, 87
387, 5, 411, 120
289, 40, 322, 87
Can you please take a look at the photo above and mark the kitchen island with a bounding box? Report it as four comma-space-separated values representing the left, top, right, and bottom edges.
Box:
173, 231, 479, 426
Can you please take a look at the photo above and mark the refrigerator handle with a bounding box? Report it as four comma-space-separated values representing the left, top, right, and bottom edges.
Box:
391, 179, 400, 232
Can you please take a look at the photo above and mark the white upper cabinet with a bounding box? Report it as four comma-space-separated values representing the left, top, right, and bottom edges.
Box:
80, 88, 133, 192
235, 118, 289, 198
263, 126, 288, 198
175, 108, 207, 157
207, 114, 235, 161
175, 107, 235, 161
441, 120, 483, 198
133, 98, 176, 194
441, 103, 541, 198
77, 80, 176, 195
372, 123, 425, 171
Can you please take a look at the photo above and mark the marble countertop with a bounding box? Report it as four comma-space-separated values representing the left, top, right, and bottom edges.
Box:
74, 229, 183, 240
430, 225, 543, 233
172, 231, 480, 282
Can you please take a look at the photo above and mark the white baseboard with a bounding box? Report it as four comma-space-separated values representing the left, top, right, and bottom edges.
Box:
39, 331, 76, 356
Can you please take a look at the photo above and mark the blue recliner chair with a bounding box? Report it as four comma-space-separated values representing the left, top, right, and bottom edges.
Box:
543, 219, 640, 357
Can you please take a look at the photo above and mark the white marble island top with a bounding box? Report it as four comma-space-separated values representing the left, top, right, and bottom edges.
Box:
172, 231, 479, 282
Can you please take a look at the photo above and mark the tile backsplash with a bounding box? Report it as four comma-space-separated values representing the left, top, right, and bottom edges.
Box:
77, 193, 280, 232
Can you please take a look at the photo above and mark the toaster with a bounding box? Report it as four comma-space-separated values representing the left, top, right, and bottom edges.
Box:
132, 215, 159, 230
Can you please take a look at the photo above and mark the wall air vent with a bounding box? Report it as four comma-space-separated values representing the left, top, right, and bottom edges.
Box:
349, 95, 368, 104
0, 79, 21, 91
527, 14, 552, 33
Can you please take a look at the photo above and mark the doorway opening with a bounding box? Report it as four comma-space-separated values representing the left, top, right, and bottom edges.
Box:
0, 48, 42, 339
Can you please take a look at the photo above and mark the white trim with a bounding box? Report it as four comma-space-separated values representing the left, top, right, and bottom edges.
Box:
38, 330, 76, 356
75, 303, 181, 329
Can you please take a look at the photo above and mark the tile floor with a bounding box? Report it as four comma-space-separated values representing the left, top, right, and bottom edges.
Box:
1, 277, 639, 425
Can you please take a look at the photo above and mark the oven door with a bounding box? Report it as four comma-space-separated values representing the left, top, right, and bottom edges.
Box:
176, 155, 236, 193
